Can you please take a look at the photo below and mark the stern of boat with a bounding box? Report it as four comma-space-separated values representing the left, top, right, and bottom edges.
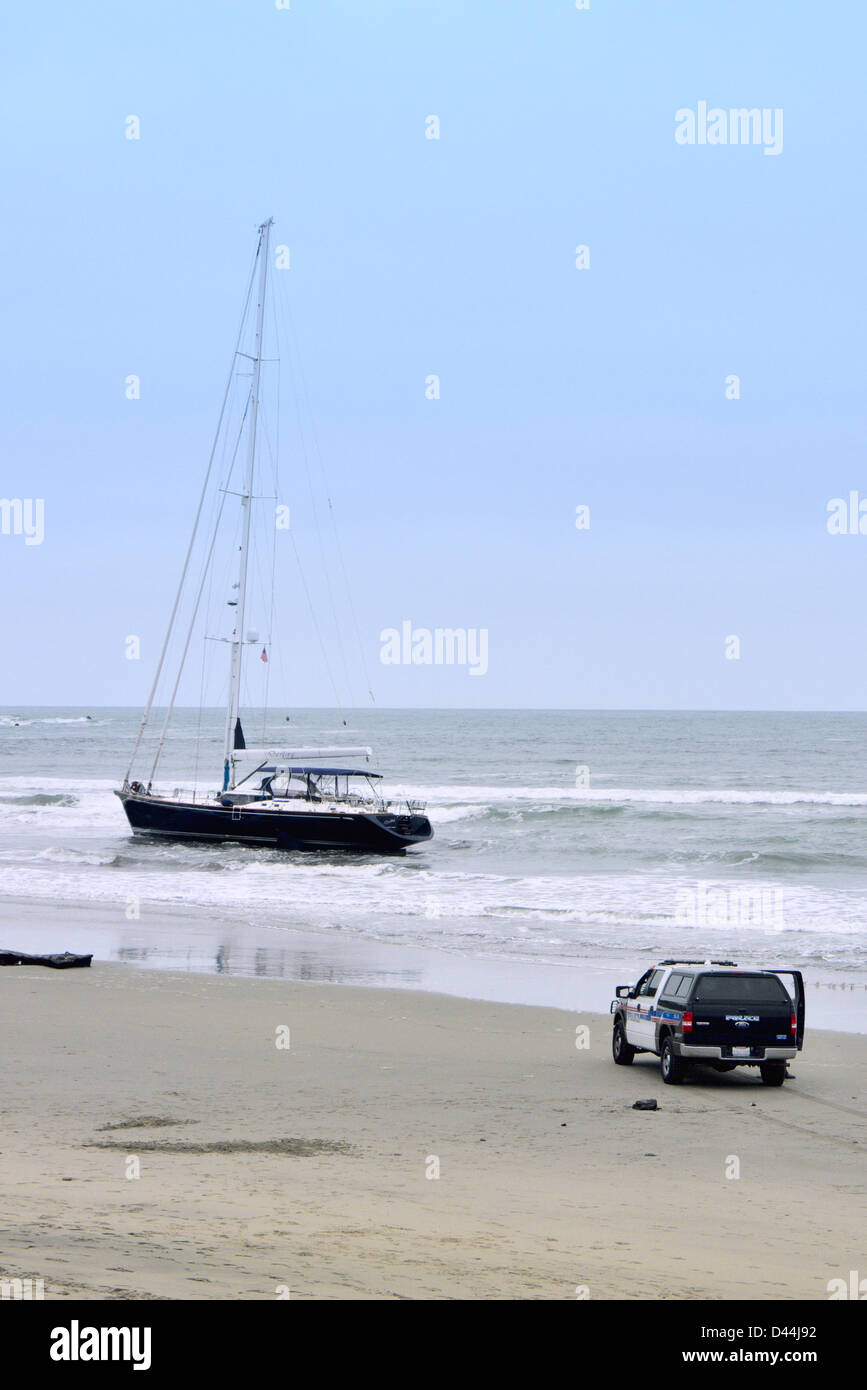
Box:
366, 811, 434, 848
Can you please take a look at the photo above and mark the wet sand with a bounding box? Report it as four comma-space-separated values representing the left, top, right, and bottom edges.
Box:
2, 893, 865, 1030
1, 959, 864, 1299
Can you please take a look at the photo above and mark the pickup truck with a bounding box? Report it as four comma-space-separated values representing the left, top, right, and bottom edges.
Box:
610, 959, 805, 1085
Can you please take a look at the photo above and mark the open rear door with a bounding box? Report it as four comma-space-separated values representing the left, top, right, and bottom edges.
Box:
775, 970, 806, 1048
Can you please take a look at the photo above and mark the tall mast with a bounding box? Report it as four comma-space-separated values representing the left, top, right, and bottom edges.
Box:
222, 217, 273, 791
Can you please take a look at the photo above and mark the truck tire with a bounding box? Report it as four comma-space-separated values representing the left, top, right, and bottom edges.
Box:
660, 1035, 686, 1085
612, 1019, 635, 1065
760, 1063, 787, 1086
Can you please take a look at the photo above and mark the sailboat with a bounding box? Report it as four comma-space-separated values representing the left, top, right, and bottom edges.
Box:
116, 219, 433, 854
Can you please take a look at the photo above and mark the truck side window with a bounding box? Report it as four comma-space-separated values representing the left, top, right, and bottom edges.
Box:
675, 975, 693, 998
662, 973, 683, 1000
639, 969, 663, 996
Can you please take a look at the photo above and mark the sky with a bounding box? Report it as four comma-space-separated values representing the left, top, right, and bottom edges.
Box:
1, 0, 866, 710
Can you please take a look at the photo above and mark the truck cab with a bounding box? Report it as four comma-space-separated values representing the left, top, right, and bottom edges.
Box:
610, 959, 805, 1085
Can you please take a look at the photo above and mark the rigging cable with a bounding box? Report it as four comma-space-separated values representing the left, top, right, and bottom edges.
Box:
273, 263, 376, 705
271, 266, 358, 707
259, 382, 279, 743
146, 392, 252, 787
125, 240, 259, 783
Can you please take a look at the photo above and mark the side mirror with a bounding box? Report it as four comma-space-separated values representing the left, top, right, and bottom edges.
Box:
616, 986, 632, 999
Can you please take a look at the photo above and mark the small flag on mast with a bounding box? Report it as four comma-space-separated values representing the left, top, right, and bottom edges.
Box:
260, 647, 268, 663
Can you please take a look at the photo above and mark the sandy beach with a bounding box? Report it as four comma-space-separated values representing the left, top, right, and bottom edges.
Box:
2, 958, 864, 1300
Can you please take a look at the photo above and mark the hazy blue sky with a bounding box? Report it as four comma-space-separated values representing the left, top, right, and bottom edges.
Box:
1, 0, 865, 709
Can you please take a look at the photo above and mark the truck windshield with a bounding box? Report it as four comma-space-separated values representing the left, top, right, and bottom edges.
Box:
693, 974, 791, 1004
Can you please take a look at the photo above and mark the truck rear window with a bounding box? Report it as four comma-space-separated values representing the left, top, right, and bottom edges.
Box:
692, 974, 791, 1004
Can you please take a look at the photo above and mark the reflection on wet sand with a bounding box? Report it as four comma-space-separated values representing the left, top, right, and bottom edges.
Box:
115, 940, 422, 988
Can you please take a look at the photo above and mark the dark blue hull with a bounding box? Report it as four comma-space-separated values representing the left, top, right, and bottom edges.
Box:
116, 792, 432, 854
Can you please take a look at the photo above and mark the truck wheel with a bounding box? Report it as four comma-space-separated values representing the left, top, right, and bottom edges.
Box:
760, 1063, 787, 1086
612, 1020, 635, 1065
660, 1036, 685, 1085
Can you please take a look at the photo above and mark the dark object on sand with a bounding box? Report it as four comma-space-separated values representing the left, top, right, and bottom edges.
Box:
632, 1098, 658, 1111
0, 950, 93, 969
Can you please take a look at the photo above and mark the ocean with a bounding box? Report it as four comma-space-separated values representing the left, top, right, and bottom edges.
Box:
2, 707, 866, 1025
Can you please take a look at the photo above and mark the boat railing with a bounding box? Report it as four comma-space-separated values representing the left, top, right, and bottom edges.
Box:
374, 797, 427, 815
145, 786, 427, 816
167, 787, 209, 803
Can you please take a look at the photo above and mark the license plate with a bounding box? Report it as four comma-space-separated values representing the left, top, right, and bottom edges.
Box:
732, 1047, 751, 1057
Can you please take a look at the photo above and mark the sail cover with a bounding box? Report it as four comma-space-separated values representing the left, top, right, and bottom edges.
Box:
232, 746, 372, 763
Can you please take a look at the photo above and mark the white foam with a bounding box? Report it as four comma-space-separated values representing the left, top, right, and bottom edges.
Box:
1, 846, 863, 944
396, 784, 867, 809
40, 716, 109, 725
426, 804, 488, 824
0, 716, 109, 726
34, 846, 117, 867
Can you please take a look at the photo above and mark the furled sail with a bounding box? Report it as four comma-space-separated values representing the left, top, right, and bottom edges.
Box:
232, 746, 372, 763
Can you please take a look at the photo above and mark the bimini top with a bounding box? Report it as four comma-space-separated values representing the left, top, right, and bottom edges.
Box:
260, 766, 383, 778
